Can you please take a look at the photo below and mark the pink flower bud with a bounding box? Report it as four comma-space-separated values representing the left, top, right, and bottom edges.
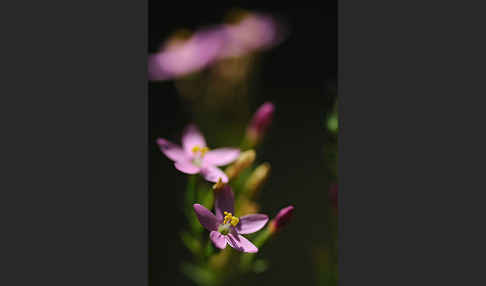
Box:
269, 205, 294, 234
246, 102, 275, 145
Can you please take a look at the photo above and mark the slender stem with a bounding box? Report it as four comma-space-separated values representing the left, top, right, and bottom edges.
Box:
186, 175, 196, 206
239, 227, 272, 271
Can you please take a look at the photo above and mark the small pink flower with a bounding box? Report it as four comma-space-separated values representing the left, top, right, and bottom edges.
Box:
246, 102, 275, 144
193, 186, 268, 253
218, 13, 282, 59
148, 13, 285, 81
148, 28, 226, 81
269, 205, 294, 233
156, 124, 240, 183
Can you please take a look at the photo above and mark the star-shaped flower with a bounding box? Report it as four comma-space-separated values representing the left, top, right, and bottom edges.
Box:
193, 186, 268, 253
157, 124, 240, 183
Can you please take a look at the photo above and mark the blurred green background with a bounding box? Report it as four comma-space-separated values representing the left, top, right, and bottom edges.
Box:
149, 6, 337, 286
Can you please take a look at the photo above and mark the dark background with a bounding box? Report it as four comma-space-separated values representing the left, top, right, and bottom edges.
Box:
149, 5, 337, 286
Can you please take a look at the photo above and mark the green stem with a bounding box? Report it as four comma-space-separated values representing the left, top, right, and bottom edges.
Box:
239, 227, 272, 271
186, 175, 196, 205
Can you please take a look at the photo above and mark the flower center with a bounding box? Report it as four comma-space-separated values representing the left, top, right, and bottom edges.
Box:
223, 211, 239, 227
218, 211, 239, 235
192, 145, 209, 157
191, 145, 209, 166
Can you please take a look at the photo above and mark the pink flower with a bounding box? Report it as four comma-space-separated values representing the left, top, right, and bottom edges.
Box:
218, 13, 282, 59
148, 13, 285, 81
246, 102, 275, 144
269, 205, 295, 234
148, 28, 226, 81
156, 124, 240, 183
193, 186, 268, 253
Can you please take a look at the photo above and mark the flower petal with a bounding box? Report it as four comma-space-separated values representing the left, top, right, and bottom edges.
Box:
174, 161, 200, 174
156, 138, 190, 162
193, 204, 219, 231
226, 233, 258, 253
237, 214, 269, 234
182, 124, 207, 154
214, 185, 234, 221
201, 166, 228, 183
210, 231, 227, 249
203, 148, 240, 166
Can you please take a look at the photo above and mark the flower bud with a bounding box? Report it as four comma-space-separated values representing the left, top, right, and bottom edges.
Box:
246, 102, 275, 146
212, 177, 225, 191
237, 197, 260, 215
269, 205, 295, 234
245, 162, 271, 198
224, 150, 256, 180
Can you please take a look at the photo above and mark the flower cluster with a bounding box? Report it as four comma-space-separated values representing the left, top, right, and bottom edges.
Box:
157, 102, 294, 262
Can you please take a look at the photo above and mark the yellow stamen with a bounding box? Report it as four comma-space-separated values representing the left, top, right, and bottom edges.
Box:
192, 145, 209, 157
222, 211, 239, 226
230, 216, 239, 227
200, 147, 209, 157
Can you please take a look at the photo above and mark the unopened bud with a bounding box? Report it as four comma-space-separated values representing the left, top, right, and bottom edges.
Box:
245, 163, 271, 198
269, 205, 295, 234
225, 150, 256, 180
212, 177, 225, 191
237, 197, 260, 215
246, 102, 275, 146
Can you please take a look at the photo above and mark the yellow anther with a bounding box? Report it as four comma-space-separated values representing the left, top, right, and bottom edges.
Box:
192, 146, 201, 153
222, 211, 239, 226
191, 145, 209, 157
223, 212, 232, 224
230, 216, 239, 227
200, 146, 209, 156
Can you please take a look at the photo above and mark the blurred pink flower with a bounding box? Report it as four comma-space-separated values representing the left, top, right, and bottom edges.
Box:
193, 186, 268, 253
148, 28, 226, 80
156, 124, 239, 183
218, 13, 282, 59
148, 12, 285, 81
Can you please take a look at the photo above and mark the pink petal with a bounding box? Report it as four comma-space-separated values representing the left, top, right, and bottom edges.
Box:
200, 165, 228, 183
156, 138, 190, 162
210, 231, 227, 249
193, 204, 219, 231
237, 214, 269, 234
203, 148, 240, 166
226, 233, 258, 253
174, 161, 200, 174
182, 124, 207, 154
214, 185, 234, 221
